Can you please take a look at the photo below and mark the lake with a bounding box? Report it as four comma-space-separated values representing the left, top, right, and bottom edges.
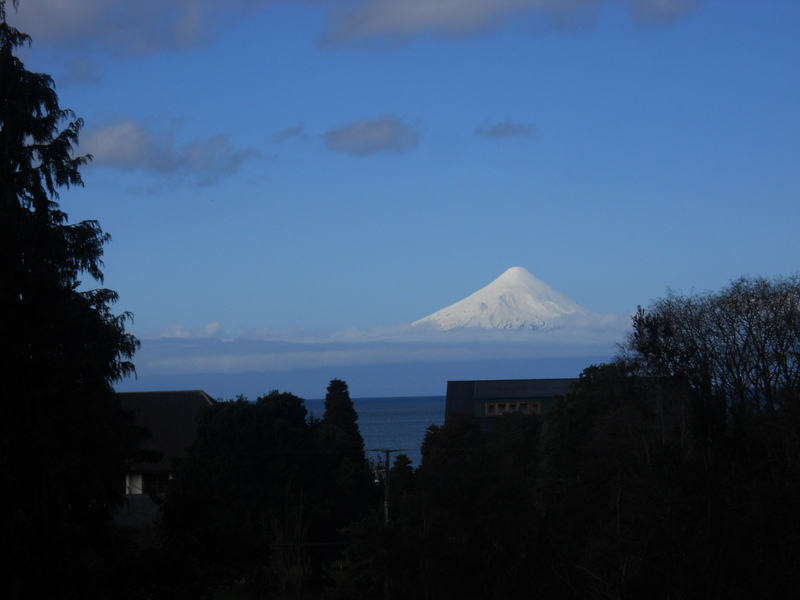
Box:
305, 396, 446, 467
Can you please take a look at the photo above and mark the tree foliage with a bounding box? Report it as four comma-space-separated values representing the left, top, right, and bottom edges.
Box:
323, 377, 365, 455
161, 392, 319, 594
336, 276, 800, 600
624, 275, 800, 415
160, 384, 377, 597
0, 6, 139, 597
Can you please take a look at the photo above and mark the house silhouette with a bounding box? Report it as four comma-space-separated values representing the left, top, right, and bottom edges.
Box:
115, 390, 215, 526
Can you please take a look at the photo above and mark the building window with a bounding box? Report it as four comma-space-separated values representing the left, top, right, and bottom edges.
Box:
484, 401, 543, 416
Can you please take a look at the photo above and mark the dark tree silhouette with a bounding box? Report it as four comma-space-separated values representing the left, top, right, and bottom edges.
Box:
161, 392, 320, 595
319, 379, 377, 551
334, 278, 800, 600
623, 275, 800, 417
161, 388, 378, 597
618, 276, 800, 598
0, 4, 139, 597
323, 378, 365, 455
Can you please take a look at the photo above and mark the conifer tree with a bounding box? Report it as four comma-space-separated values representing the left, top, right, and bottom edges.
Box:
323, 378, 365, 455
0, 3, 139, 596
320, 379, 376, 557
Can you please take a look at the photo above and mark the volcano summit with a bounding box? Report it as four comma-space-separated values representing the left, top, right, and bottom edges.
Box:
412, 267, 590, 331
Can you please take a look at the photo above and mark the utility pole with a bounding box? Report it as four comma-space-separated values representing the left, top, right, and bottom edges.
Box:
369, 448, 405, 524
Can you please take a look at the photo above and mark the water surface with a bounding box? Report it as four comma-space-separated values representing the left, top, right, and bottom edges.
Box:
306, 396, 445, 467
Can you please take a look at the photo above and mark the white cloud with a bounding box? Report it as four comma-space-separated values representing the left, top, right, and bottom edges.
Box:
82, 121, 157, 168
157, 322, 228, 339
82, 120, 261, 185
475, 119, 537, 139
322, 115, 420, 156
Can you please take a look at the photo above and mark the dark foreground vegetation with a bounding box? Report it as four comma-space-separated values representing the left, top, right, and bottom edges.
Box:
2, 2, 800, 597
334, 275, 800, 599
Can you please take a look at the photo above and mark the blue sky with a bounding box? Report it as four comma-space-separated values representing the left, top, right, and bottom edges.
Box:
9, 1, 800, 397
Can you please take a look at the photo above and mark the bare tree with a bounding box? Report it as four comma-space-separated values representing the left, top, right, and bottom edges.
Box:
623, 275, 800, 416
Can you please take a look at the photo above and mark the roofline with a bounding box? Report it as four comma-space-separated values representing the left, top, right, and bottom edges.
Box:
116, 390, 216, 407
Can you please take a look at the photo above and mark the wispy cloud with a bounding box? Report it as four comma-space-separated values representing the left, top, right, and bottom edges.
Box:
271, 124, 310, 144
82, 120, 262, 185
7, 0, 274, 56
323, 0, 577, 45
7, 0, 705, 62
156, 322, 227, 340
322, 115, 420, 156
61, 56, 104, 85
322, 0, 704, 45
475, 119, 537, 140
628, 0, 702, 27
121, 313, 632, 397
133, 312, 631, 375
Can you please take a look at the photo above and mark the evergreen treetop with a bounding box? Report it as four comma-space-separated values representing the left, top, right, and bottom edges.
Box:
0, 5, 140, 595
323, 378, 364, 454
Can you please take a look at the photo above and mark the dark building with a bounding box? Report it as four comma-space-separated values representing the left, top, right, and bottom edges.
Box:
116, 390, 215, 526
445, 378, 576, 432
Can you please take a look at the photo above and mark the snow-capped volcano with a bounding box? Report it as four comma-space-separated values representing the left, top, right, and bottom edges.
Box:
412, 267, 590, 331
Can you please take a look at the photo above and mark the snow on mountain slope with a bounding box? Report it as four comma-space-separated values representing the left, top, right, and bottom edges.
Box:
412, 267, 590, 331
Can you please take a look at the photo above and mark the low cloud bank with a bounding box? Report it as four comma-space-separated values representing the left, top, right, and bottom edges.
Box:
118, 313, 631, 397
116, 355, 613, 400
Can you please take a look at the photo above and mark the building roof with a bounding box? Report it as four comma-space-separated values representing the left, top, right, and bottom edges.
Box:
468, 378, 576, 399
118, 390, 215, 471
